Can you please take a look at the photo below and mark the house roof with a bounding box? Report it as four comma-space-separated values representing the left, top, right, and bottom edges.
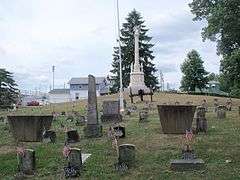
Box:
208, 81, 220, 84
68, 77, 106, 85
49, 89, 70, 94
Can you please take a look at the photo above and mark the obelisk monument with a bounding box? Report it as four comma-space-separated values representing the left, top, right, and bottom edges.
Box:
128, 26, 150, 94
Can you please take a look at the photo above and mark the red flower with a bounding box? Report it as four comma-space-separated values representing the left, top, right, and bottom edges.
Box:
63, 145, 71, 157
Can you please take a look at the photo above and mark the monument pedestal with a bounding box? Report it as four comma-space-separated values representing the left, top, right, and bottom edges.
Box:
84, 124, 102, 138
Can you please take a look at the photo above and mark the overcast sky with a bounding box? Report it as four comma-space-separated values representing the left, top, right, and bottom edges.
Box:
0, 0, 220, 92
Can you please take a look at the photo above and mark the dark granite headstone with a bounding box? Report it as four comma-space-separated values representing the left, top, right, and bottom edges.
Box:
118, 144, 136, 168
84, 75, 102, 138
101, 101, 122, 123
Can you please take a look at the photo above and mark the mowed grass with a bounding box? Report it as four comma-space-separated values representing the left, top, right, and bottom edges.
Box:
0, 92, 240, 179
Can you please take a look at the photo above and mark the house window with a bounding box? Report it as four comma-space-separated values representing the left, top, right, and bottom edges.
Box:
75, 93, 79, 100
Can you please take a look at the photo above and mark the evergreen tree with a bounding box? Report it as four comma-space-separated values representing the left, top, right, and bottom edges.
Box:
110, 9, 158, 93
181, 50, 209, 92
0, 69, 19, 108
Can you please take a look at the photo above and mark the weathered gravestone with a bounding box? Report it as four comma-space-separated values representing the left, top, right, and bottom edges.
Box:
101, 101, 122, 123
84, 75, 102, 138
194, 106, 207, 133
157, 105, 196, 134
217, 105, 227, 119
66, 130, 80, 143
8, 115, 53, 142
42, 130, 56, 143
17, 148, 36, 175
226, 99, 232, 111
214, 99, 219, 112
139, 110, 149, 123
118, 144, 136, 168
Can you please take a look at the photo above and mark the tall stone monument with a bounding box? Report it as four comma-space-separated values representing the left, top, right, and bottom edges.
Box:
128, 26, 150, 94
84, 75, 102, 138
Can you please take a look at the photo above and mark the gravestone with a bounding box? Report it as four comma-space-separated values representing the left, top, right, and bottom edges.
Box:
118, 144, 136, 168
170, 145, 205, 171
113, 125, 125, 138
226, 99, 232, 111
66, 130, 80, 143
42, 130, 56, 143
139, 111, 149, 123
214, 99, 219, 112
17, 149, 36, 175
101, 101, 122, 123
195, 106, 207, 133
8, 115, 53, 142
157, 105, 196, 134
201, 99, 208, 112
84, 75, 102, 138
217, 105, 227, 119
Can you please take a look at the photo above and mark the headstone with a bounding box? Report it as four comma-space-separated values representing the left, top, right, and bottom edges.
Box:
213, 98, 219, 112
226, 99, 232, 111
157, 105, 196, 134
84, 75, 102, 138
42, 130, 56, 143
201, 99, 208, 112
195, 106, 207, 133
113, 125, 125, 138
118, 144, 136, 168
139, 111, 149, 123
101, 101, 122, 123
217, 105, 227, 119
66, 130, 80, 143
170, 145, 204, 171
17, 148, 36, 175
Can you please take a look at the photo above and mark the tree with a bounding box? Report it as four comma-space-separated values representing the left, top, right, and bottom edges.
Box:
110, 9, 158, 93
181, 50, 209, 92
189, 0, 240, 56
0, 69, 19, 108
208, 72, 219, 81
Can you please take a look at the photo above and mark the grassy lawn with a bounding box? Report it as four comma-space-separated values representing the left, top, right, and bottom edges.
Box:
0, 92, 240, 179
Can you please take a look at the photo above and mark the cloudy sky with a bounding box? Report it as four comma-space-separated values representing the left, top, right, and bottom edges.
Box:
0, 0, 220, 92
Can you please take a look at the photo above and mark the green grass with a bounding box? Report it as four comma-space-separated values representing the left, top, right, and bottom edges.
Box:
0, 92, 240, 179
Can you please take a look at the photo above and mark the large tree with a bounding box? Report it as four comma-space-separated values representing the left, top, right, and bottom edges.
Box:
181, 50, 209, 92
0, 69, 19, 108
189, 0, 240, 95
110, 9, 158, 93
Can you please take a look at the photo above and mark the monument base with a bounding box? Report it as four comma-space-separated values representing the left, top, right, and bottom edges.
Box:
170, 159, 205, 171
84, 124, 102, 138
100, 114, 122, 123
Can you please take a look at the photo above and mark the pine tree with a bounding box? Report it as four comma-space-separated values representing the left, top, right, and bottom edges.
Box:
180, 50, 209, 92
0, 69, 19, 108
110, 9, 158, 93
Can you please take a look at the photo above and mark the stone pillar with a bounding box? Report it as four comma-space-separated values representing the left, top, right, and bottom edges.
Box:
118, 144, 136, 167
134, 26, 141, 72
217, 105, 226, 119
84, 75, 102, 138
17, 149, 36, 175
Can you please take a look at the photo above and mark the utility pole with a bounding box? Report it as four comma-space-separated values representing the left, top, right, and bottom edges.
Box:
52, 65, 55, 90
116, 0, 124, 112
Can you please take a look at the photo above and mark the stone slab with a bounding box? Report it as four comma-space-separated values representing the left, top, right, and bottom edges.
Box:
170, 159, 205, 171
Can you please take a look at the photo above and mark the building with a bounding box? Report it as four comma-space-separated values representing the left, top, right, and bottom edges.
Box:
48, 89, 71, 103
69, 77, 109, 100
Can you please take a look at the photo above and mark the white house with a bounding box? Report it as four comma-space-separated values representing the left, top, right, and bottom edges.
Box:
68, 77, 109, 100
48, 89, 71, 103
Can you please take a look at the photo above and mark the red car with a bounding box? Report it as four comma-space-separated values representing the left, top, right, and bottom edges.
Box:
27, 101, 40, 106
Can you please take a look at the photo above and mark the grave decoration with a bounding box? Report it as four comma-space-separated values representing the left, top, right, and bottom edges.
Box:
170, 129, 205, 171
16, 147, 36, 175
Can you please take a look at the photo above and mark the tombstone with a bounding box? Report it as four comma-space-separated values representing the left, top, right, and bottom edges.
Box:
84, 75, 102, 138
17, 149, 36, 175
113, 125, 125, 138
139, 111, 149, 123
213, 99, 219, 112
157, 105, 196, 134
7, 115, 53, 142
101, 101, 122, 123
66, 130, 80, 143
226, 99, 232, 111
42, 130, 56, 143
217, 105, 227, 119
170, 145, 204, 171
118, 144, 136, 168
195, 106, 207, 133
75, 115, 86, 126
201, 99, 208, 112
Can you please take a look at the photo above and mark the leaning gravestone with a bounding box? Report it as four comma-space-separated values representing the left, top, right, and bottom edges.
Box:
217, 105, 227, 119
157, 105, 196, 134
101, 101, 122, 123
195, 106, 207, 133
17, 148, 36, 175
8, 115, 53, 142
118, 144, 136, 168
84, 75, 102, 138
